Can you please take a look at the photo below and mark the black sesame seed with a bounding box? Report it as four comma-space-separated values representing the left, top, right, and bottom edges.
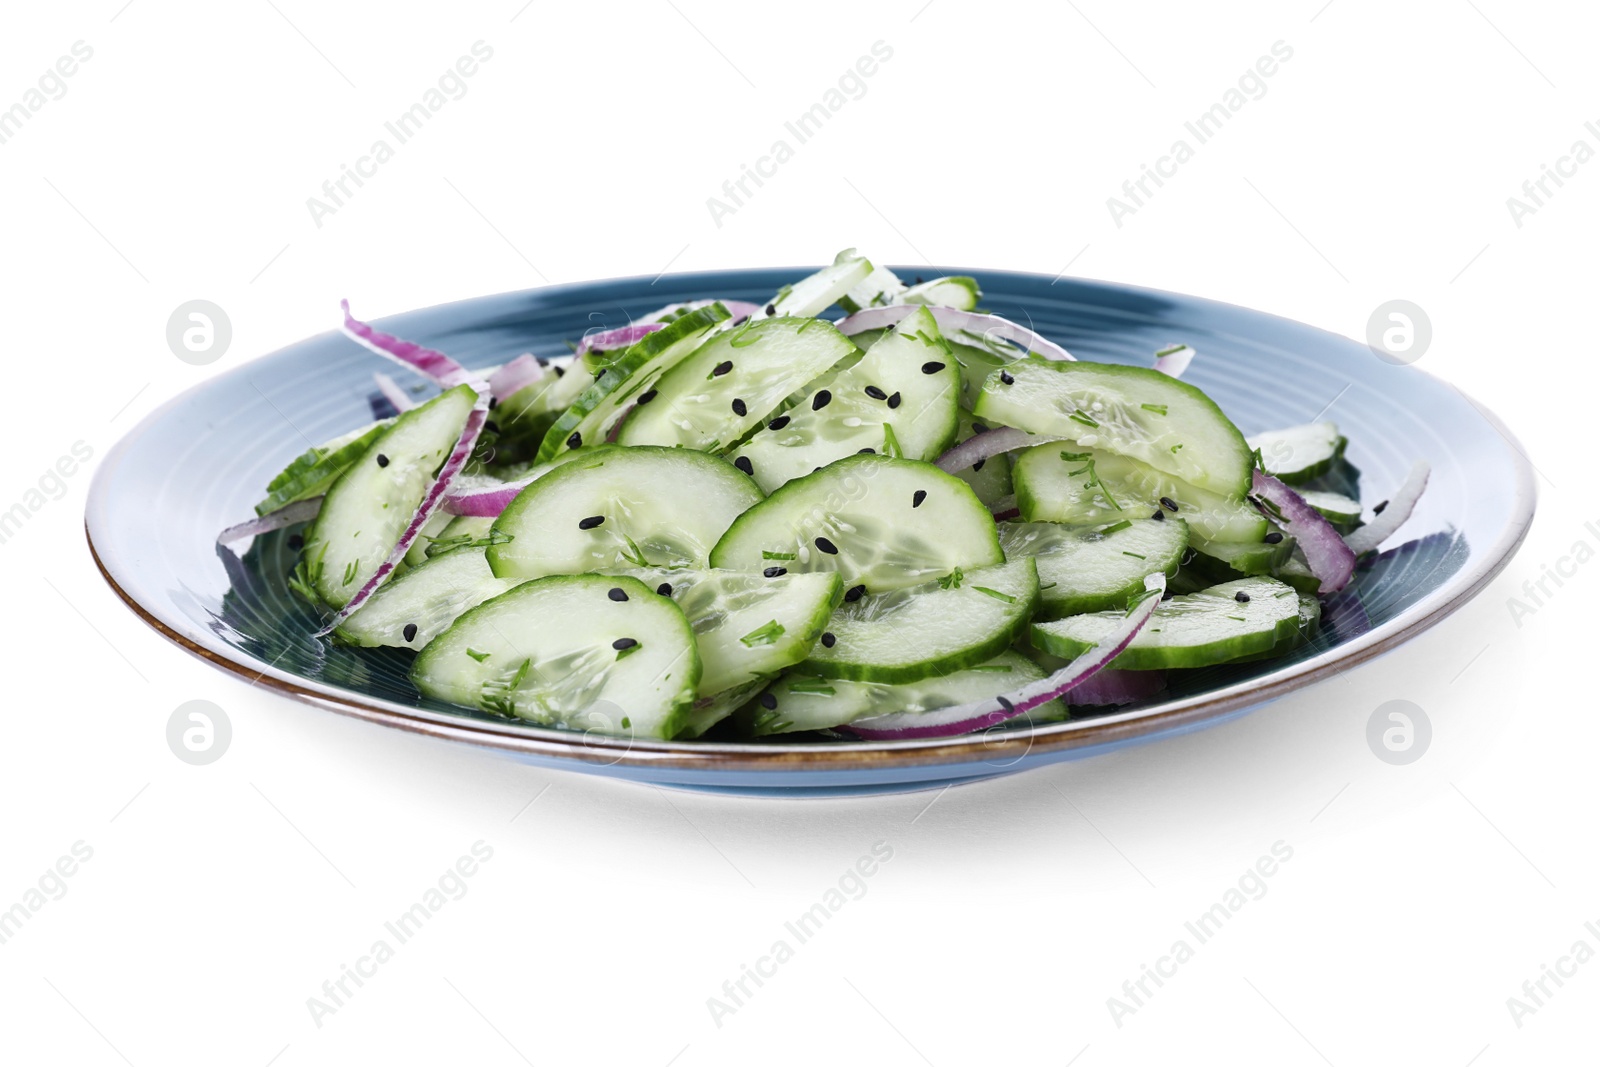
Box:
864, 385, 887, 400
612, 637, 637, 650
844, 584, 866, 602
765, 303, 776, 316
402, 622, 418, 642
1159, 496, 1179, 512
554, 365, 565, 377
814, 536, 839, 555
812, 389, 832, 410
713, 360, 734, 377
287, 534, 304, 551
972, 459, 986, 472
486, 420, 502, 435
820, 631, 836, 648
763, 566, 787, 578
887, 392, 902, 409
1151, 510, 1165, 521
921, 361, 946, 374
376, 454, 390, 468
656, 582, 673, 597
608, 587, 628, 602
637, 389, 658, 405
1234, 591, 1251, 603
734, 456, 753, 476
567, 431, 583, 449
760, 692, 778, 709
913, 490, 927, 508
996, 695, 1015, 712
488, 397, 498, 410
1264, 532, 1284, 544
1374, 500, 1389, 515
732, 398, 747, 416
972, 422, 989, 433
731, 315, 749, 327
578, 515, 605, 530
768, 415, 790, 431
999, 370, 1015, 385
858, 447, 875, 454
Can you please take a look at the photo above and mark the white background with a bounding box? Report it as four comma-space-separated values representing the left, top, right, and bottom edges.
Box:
0, 0, 1593, 1063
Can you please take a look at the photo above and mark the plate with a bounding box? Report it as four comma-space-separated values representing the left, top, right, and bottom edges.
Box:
86, 269, 1535, 796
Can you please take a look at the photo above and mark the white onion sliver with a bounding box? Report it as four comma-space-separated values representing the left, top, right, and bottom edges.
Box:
1153, 344, 1195, 379
218, 497, 322, 544
1250, 470, 1357, 595
1345, 461, 1431, 556
486, 354, 543, 401
842, 573, 1165, 740
935, 426, 1053, 474
373, 372, 416, 412
835, 306, 1074, 362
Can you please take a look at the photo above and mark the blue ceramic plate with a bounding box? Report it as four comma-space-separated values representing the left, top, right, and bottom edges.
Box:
87, 269, 1535, 796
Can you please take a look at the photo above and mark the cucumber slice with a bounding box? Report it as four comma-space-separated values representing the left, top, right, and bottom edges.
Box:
336, 548, 520, 650
535, 304, 730, 462
1012, 442, 1267, 542
256, 422, 387, 515
901, 276, 980, 310
1030, 576, 1301, 670
770, 252, 874, 317
1298, 488, 1362, 527
709, 454, 1004, 593
950, 336, 1017, 408
728, 305, 959, 491
1247, 421, 1347, 485
412, 574, 699, 739
1227, 593, 1323, 662
803, 557, 1038, 683
493, 365, 586, 456
742, 651, 1062, 735
301, 384, 478, 609
682, 680, 766, 739
424, 514, 499, 558
836, 250, 904, 312
404, 511, 454, 570
618, 567, 842, 696
951, 411, 1015, 507
488, 446, 763, 580
974, 357, 1254, 496
1272, 547, 1322, 594
997, 517, 1189, 618
615, 316, 858, 452
1188, 532, 1295, 578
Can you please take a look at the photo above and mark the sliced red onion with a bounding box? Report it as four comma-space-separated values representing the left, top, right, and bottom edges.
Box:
992, 506, 1021, 522
372, 372, 416, 413
444, 474, 536, 517
317, 394, 491, 636
218, 496, 322, 544
935, 426, 1056, 474
1250, 470, 1357, 595
341, 300, 483, 391
575, 322, 663, 358
1068, 668, 1166, 707
487, 353, 544, 401
842, 573, 1165, 740
835, 306, 1074, 362
1153, 344, 1195, 378
1345, 461, 1430, 556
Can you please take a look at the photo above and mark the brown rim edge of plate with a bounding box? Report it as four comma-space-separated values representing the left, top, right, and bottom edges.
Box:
84, 381, 1535, 775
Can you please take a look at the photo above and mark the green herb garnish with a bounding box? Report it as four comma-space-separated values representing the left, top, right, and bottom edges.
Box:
740, 620, 786, 647
972, 586, 1017, 604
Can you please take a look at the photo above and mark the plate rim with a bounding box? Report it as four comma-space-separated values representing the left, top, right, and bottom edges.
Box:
85, 268, 1538, 774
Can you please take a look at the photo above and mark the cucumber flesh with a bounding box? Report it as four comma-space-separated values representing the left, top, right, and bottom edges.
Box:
710, 454, 1004, 593
950, 410, 1015, 507
412, 574, 699, 739
836, 250, 905, 312
1298, 488, 1362, 527
1011, 442, 1267, 543
728, 305, 959, 491
998, 517, 1188, 618
1188, 531, 1295, 578
424, 514, 499, 559
682, 679, 766, 739
1227, 593, 1323, 662
974, 357, 1254, 496
743, 651, 1061, 735
1247, 421, 1347, 485
489, 446, 762, 579
302, 384, 477, 609
901, 276, 980, 310
256, 422, 387, 515
803, 557, 1039, 683
615, 316, 858, 452
1272, 547, 1322, 594
617, 567, 842, 696
536, 304, 731, 462
337, 547, 520, 650
1030, 576, 1301, 670
770, 253, 874, 317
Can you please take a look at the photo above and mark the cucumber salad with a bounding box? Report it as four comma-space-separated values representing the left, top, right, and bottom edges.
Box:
221, 250, 1432, 742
